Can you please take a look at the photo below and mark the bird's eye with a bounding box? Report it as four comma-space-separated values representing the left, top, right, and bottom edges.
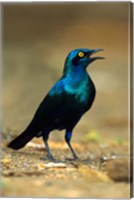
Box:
78, 52, 84, 58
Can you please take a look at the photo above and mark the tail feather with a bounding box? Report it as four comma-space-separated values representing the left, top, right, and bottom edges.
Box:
7, 130, 35, 150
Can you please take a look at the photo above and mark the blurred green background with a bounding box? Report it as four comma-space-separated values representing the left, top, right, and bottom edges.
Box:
3, 2, 129, 144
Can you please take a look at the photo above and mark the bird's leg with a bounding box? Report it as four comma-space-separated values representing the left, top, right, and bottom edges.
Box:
42, 134, 54, 160
44, 140, 54, 160
65, 130, 78, 160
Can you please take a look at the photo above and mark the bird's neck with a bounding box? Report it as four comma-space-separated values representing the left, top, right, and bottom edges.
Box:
63, 64, 90, 91
63, 63, 87, 76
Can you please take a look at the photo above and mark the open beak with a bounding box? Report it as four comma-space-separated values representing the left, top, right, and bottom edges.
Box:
89, 49, 105, 62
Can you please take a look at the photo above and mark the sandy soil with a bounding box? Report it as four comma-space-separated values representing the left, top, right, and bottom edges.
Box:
1, 141, 131, 198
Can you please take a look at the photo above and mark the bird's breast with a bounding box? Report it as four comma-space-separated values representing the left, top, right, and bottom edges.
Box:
64, 75, 96, 111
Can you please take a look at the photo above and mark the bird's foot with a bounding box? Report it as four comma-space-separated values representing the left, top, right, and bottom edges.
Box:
40, 153, 55, 161
48, 154, 55, 161
66, 155, 79, 161
74, 154, 79, 160
72, 152, 79, 160
73, 155, 79, 161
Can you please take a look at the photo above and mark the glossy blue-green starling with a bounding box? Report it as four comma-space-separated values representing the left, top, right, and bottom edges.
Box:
8, 48, 104, 160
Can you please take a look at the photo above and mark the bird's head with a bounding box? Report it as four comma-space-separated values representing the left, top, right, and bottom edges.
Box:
64, 48, 104, 74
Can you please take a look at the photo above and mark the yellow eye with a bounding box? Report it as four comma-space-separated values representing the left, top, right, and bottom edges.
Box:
78, 52, 84, 58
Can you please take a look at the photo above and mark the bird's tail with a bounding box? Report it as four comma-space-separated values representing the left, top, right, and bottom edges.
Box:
7, 129, 35, 150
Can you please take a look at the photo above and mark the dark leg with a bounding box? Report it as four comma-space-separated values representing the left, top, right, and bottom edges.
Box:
44, 140, 54, 160
65, 130, 78, 160
42, 134, 54, 160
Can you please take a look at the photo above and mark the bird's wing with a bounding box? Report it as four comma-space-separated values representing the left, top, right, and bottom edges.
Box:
35, 78, 68, 118
25, 78, 71, 133
35, 90, 67, 121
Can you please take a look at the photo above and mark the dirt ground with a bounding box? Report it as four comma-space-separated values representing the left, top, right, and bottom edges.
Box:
1, 140, 131, 198
1, 3, 132, 198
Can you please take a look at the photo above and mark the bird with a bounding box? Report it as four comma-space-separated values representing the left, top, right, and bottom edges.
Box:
7, 48, 104, 160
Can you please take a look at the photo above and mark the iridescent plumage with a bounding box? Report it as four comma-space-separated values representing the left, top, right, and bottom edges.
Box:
8, 48, 104, 160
